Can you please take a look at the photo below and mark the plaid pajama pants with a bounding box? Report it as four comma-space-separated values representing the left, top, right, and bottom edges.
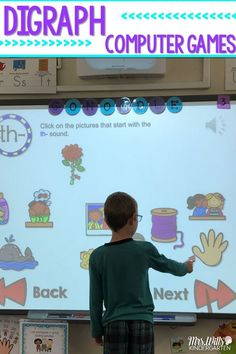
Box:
103, 320, 154, 354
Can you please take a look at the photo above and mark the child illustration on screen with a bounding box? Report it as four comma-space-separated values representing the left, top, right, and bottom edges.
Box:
88, 209, 103, 230
88, 208, 109, 230
187, 194, 207, 217
206, 193, 225, 217
86, 203, 110, 236
187, 192, 225, 220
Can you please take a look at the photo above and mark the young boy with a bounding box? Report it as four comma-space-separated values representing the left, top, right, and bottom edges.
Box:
89, 192, 194, 354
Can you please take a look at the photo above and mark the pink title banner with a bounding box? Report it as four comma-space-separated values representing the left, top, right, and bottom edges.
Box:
1, 1, 236, 57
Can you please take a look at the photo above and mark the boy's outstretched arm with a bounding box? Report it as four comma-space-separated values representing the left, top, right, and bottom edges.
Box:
147, 243, 195, 276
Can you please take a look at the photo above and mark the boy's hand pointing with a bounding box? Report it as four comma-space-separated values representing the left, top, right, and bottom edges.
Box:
185, 256, 195, 273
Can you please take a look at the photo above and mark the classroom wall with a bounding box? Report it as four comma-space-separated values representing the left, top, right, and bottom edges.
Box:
1, 58, 235, 354
68, 319, 235, 354
0, 58, 233, 100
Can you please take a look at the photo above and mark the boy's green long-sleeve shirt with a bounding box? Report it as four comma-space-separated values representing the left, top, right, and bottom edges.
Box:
89, 238, 188, 338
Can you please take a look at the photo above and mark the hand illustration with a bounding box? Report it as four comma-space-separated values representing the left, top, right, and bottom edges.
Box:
192, 229, 228, 266
0, 338, 14, 354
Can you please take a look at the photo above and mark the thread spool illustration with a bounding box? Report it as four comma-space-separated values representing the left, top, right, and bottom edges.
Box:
151, 208, 184, 249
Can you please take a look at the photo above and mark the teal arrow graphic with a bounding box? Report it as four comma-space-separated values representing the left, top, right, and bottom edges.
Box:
12, 40, 18, 46
42, 40, 47, 46
49, 40, 54, 46
34, 40, 40, 46
85, 40, 92, 46
64, 40, 69, 46
19, 40, 25, 46
119, 11, 236, 22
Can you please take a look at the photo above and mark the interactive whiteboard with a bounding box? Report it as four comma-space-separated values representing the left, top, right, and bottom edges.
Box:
0, 96, 235, 314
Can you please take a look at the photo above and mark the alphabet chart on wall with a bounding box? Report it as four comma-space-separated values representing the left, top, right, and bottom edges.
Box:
0, 58, 56, 93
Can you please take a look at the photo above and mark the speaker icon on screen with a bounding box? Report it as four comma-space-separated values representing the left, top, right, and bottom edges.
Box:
205, 117, 226, 135
206, 118, 216, 133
